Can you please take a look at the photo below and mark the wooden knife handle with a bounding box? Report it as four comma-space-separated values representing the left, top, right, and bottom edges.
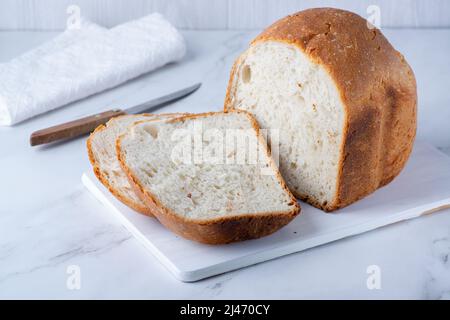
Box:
30, 109, 126, 146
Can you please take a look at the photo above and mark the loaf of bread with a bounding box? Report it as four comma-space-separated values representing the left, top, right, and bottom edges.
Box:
117, 111, 300, 244
225, 8, 417, 211
87, 113, 184, 215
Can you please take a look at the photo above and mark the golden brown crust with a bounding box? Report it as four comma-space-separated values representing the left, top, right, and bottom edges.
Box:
117, 110, 300, 244
224, 8, 417, 212
87, 121, 154, 216
86, 113, 187, 217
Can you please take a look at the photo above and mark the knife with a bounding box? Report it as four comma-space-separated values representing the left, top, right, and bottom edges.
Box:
30, 83, 201, 146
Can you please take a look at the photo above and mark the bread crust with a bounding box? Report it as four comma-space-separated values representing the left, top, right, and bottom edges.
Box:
86, 113, 186, 216
225, 8, 417, 212
117, 110, 300, 244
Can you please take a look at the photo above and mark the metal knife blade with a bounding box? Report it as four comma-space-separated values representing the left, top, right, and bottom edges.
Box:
30, 82, 201, 146
125, 82, 201, 114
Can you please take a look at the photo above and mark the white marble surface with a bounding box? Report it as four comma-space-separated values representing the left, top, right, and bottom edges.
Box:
0, 29, 450, 299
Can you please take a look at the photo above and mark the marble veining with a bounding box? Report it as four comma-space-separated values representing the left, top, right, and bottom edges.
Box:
425, 235, 450, 299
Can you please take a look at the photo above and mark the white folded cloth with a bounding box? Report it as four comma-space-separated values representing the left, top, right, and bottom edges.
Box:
0, 13, 186, 126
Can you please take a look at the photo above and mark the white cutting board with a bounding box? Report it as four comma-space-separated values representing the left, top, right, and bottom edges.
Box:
82, 141, 450, 282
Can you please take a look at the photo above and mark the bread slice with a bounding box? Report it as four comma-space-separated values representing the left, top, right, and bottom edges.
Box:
225, 8, 416, 211
87, 113, 184, 216
117, 110, 300, 244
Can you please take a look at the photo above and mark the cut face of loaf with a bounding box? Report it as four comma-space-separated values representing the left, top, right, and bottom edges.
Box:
117, 111, 300, 244
225, 8, 417, 211
228, 41, 344, 210
87, 113, 184, 215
